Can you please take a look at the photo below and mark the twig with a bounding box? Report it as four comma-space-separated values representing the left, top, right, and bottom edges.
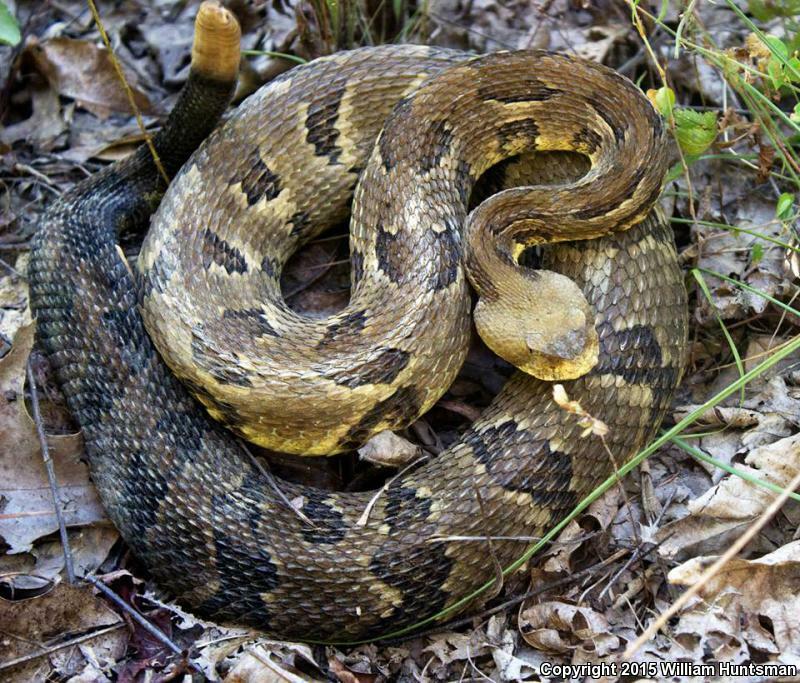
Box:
575, 565, 618, 608
26, 360, 75, 584
472, 485, 503, 600
617, 45, 646, 76
424, 11, 516, 50
597, 537, 665, 604
624, 465, 800, 658
84, 574, 186, 658
377, 549, 627, 644
308, 233, 347, 245
0, 623, 126, 672
597, 490, 676, 604
465, 644, 494, 682
428, 530, 599, 545
283, 254, 346, 299
12, 164, 63, 195
85, 0, 169, 185
239, 443, 316, 528
0, 257, 26, 280
248, 646, 309, 683
356, 454, 428, 527
0, 242, 30, 252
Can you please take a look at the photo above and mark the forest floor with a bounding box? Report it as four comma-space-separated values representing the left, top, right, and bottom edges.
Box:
2, 0, 800, 681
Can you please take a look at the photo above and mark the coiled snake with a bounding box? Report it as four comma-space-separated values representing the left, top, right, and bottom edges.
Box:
29, 2, 688, 641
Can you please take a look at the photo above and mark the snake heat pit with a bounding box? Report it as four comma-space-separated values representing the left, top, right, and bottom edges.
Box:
30, 2, 688, 641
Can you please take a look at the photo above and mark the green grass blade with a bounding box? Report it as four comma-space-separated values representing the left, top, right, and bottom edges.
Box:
697, 268, 800, 318
671, 217, 800, 253
241, 49, 308, 64
692, 269, 746, 404
671, 435, 800, 503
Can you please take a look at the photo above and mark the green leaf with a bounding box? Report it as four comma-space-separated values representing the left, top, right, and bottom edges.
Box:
665, 155, 699, 184
673, 109, 718, 156
665, 161, 684, 184
777, 192, 795, 219
654, 86, 675, 118
0, 2, 20, 46
764, 34, 790, 59
747, 0, 771, 21
751, 242, 764, 265
768, 57, 786, 89
791, 103, 800, 124
749, 0, 800, 20
788, 56, 800, 82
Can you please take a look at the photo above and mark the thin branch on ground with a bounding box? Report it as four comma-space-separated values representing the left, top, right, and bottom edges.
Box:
356, 454, 429, 527
0, 257, 26, 280
26, 360, 75, 584
84, 574, 188, 660
240, 443, 317, 528
85, 0, 169, 185
0, 623, 126, 672
472, 484, 504, 601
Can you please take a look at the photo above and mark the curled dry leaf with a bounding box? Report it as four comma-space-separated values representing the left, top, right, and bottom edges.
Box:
518, 601, 619, 657
0, 324, 105, 555
542, 520, 584, 574
0, 86, 65, 149
357, 430, 420, 468
26, 37, 153, 119
0, 526, 119, 588
423, 631, 490, 669
692, 197, 790, 323
673, 368, 800, 494
668, 540, 800, 657
485, 614, 544, 681
666, 591, 767, 663
224, 642, 319, 683
656, 431, 800, 559
586, 485, 624, 532
0, 265, 31, 343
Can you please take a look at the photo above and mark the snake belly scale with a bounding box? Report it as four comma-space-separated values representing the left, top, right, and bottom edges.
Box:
29, 3, 688, 642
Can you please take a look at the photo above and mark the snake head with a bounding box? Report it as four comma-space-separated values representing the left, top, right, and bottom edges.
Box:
473, 270, 599, 381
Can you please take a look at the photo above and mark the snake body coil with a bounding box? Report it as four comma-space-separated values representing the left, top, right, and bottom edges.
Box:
30, 4, 687, 641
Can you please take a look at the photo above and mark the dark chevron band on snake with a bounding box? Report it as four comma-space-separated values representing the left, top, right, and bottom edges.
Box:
29, 4, 688, 642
